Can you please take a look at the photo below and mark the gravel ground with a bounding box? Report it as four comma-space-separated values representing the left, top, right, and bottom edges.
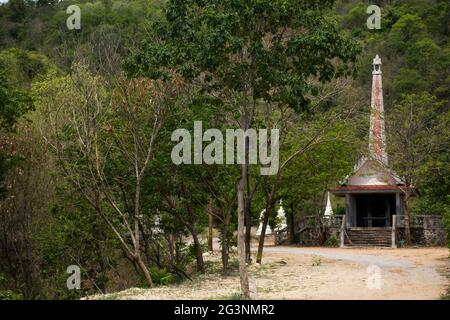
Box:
89, 246, 449, 300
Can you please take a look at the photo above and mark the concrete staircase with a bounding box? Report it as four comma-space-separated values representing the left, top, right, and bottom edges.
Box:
344, 227, 392, 247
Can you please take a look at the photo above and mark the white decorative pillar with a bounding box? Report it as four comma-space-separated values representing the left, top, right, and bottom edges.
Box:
324, 192, 334, 217
275, 201, 287, 231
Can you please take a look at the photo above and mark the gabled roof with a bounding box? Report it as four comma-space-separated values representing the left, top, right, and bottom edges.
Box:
339, 156, 404, 186
331, 156, 405, 195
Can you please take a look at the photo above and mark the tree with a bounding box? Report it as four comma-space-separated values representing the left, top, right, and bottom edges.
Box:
0, 68, 33, 197
256, 87, 363, 262
125, 0, 359, 298
160, 164, 209, 274
35, 64, 184, 287
387, 93, 447, 245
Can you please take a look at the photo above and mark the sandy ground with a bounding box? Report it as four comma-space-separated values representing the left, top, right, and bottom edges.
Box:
91, 245, 449, 300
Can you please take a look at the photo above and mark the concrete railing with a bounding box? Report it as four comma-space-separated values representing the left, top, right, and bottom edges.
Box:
340, 215, 346, 248
395, 214, 443, 229
392, 214, 397, 248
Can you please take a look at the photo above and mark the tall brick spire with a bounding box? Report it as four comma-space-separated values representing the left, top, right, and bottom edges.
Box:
369, 54, 388, 165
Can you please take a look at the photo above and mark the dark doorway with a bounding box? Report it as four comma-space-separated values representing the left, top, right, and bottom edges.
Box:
355, 194, 396, 227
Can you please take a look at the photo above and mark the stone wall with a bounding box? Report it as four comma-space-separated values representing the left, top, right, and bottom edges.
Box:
295, 227, 322, 246
397, 227, 446, 246
292, 227, 342, 246
325, 227, 342, 245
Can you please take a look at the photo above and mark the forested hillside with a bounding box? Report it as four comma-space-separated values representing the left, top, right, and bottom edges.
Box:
0, 0, 449, 299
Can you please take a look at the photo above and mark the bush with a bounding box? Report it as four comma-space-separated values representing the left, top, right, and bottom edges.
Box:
224, 292, 242, 300
149, 267, 172, 287
334, 206, 346, 215
324, 236, 338, 247
0, 290, 23, 300
186, 241, 208, 263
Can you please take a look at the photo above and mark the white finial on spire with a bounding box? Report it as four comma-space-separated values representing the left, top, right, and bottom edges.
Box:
275, 204, 287, 231
373, 54, 381, 65
373, 54, 382, 74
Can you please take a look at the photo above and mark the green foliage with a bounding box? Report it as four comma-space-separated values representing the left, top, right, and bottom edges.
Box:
388, 93, 447, 185
149, 267, 172, 287
0, 69, 33, 130
224, 292, 242, 300
0, 274, 23, 300
334, 205, 345, 215
0, 0, 449, 300
33, 198, 117, 299
0, 57, 34, 198
388, 14, 427, 52
0, 48, 55, 85
324, 236, 338, 247
0, 289, 23, 300
279, 113, 363, 218
125, 0, 360, 111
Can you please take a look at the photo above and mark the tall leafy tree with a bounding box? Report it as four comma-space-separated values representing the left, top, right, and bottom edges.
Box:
125, 0, 359, 298
387, 93, 448, 245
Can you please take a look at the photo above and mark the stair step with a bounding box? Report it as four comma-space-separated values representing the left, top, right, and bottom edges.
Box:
344, 227, 392, 247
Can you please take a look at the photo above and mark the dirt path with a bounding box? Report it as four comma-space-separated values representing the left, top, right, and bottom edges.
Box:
91, 246, 449, 300
258, 246, 448, 299
261, 246, 414, 268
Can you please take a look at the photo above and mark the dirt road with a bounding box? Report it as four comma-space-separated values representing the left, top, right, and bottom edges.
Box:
258, 246, 448, 299
92, 246, 449, 300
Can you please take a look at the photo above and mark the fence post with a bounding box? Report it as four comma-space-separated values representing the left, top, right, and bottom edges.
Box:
340, 215, 346, 248
392, 215, 397, 248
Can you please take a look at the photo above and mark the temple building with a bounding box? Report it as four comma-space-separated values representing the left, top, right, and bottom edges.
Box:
274, 55, 445, 247
331, 54, 405, 229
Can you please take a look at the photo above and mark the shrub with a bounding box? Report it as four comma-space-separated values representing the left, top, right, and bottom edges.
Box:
324, 236, 338, 247
0, 290, 23, 300
186, 242, 208, 264
225, 292, 242, 300
149, 267, 172, 287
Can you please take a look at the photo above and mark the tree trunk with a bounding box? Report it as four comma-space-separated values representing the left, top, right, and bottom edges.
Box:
135, 253, 153, 287
221, 223, 229, 274
403, 191, 412, 246
167, 233, 175, 266
191, 228, 205, 273
288, 202, 295, 244
208, 197, 213, 252
244, 198, 252, 263
237, 176, 250, 299
256, 204, 270, 264
175, 236, 182, 265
